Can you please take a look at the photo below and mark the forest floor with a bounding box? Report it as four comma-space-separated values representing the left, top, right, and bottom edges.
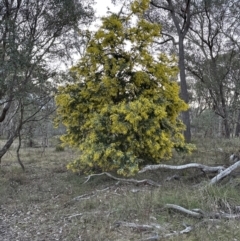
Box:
1, 138, 240, 240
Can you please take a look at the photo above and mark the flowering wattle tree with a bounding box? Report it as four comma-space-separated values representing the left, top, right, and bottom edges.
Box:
55, 0, 191, 176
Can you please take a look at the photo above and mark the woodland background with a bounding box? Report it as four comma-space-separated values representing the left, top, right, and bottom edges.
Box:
0, 0, 240, 240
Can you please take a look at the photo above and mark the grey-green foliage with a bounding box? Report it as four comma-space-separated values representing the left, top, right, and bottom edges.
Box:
0, 0, 95, 160
186, 0, 240, 137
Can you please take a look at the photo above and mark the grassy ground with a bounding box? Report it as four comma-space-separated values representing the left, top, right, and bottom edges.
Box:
1, 138, 240, 240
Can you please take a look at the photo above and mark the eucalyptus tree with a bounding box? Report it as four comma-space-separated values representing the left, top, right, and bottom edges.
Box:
186, 0, 240, 138
0, 0, 95, 166
144, 0, 196, 142
110, 0, 195, 142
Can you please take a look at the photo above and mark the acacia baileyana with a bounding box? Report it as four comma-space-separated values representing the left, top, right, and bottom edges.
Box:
55, 0, 194, 176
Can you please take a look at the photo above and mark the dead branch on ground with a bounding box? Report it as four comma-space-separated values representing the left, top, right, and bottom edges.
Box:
165, 203, 240, 220
139, 163, 225, 174
165, 204, 203, 218
139, 159, 240, 185
114, 221, 162, 232
84, 172, 161, 187
114, 221, 193, 240
210, 160, 240, 185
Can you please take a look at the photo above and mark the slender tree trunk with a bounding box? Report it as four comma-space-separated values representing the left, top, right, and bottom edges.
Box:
178, 37, 191, 142
217, 72, 231, 138
16, 130, 24, 170
0, 134, 17, 163
223, 117, 231, 138
0, 114, 22, 163
149, 0, 192, 142
235, 110, 240, 137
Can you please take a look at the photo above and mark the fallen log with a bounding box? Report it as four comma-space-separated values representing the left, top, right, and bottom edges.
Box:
210, 160, 240, 185
139, 163, 225, 174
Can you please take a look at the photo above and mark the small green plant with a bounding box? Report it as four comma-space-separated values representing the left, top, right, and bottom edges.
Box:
55, 144, 65, 152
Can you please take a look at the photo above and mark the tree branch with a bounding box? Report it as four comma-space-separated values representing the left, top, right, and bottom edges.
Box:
0, 96, 13, 122
139, 163, 225, 174
210, 160, 240, 185
84, 172, 161, 187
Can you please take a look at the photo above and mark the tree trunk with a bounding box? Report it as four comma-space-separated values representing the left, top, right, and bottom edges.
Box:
235, 110, 240, 137
218, 73, 231, 138
223, 117, 231, 138
179, 37, 191, 142
0, 134, 17, 162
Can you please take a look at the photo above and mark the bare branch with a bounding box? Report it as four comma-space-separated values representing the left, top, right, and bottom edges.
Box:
165, 204, 203, 218
154, 32, 178, 45
210, 160, 240, 185
114, 221, 161, 231
0, 96, 13, 122
165, 203, 240, 220
84, 172, 161, 187
150, 1, 172, 12
139, 163, 225, 174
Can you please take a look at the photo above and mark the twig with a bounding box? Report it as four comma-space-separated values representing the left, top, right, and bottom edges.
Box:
84, 172, 161, 187
114, 221, 162, 232
72, 192, 95, 201
67, 213, 83, 219
143, 224, 193, 240
164, 225, 193, 238
72, 187, 109, 201
66, 211, 111, 221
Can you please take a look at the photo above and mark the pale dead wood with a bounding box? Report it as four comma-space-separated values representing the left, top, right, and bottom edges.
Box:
210, 160, 240, 185
84, 172, 161, 187
66, 211, 111, 221
67, 213, 83, 219
114, 221, 162, 232
72, 192, 96, 201
139, 163, 225, 174
72, 187, 110, 201
209, 212, 240, 220
143, 224, 193, 240
165, 204, 203, 218
165, 204, 240, 220
164, 225, 193, 237
138, 156, 240, 185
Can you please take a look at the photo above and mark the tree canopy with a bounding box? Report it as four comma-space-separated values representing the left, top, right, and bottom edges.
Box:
0, 0, 94, 163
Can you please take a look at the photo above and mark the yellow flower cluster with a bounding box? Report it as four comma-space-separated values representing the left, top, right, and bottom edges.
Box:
55, 0, 191, 176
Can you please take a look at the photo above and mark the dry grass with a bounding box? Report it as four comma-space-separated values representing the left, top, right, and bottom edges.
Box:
1, 138, 240, 240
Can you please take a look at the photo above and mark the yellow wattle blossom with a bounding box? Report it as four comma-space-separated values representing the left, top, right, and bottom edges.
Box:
55, 0, 193, 176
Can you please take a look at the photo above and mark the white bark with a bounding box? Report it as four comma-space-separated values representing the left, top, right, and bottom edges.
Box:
114, 221, 162, 231
139, 163, 225, 174
84, 172, 161, 187
210, 160, 240, 185
165, 204, 203, 218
